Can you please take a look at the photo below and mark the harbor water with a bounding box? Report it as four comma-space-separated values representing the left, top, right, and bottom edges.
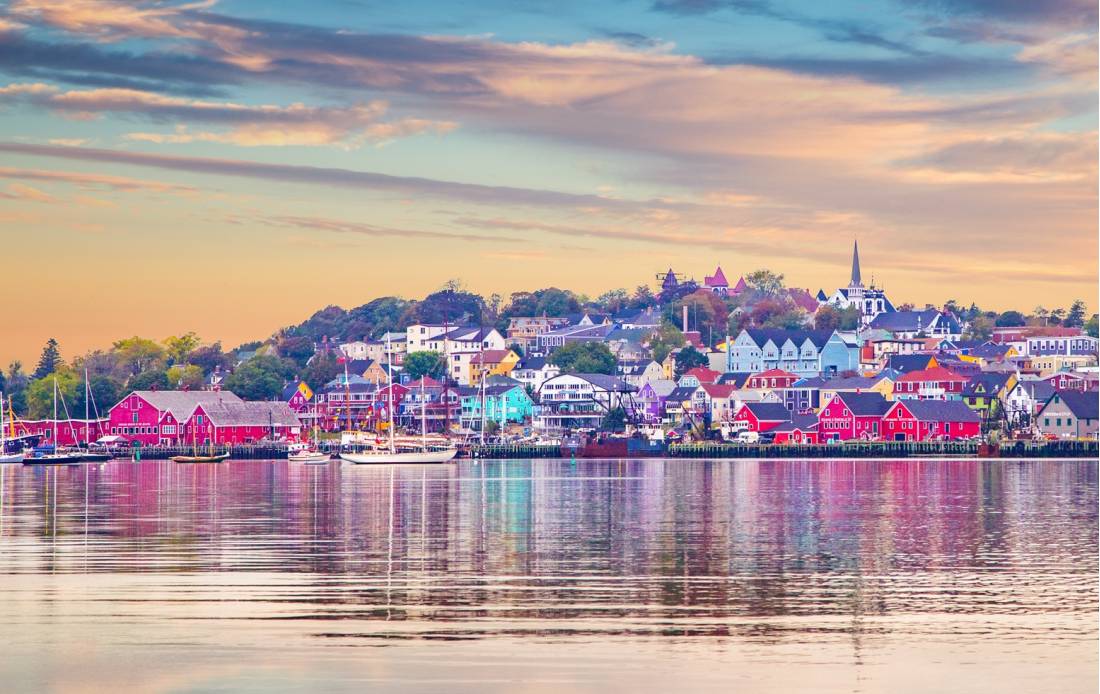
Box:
0, 458, 1095, 693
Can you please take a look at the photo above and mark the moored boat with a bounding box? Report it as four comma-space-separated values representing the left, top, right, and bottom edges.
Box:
171, 452, 230, 463
341, 447, 457, 464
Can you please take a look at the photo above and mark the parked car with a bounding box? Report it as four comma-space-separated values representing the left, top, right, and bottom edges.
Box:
736, 430, 760, 443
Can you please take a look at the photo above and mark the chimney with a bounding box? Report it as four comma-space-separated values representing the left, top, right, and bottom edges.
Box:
682, 305, 689, 333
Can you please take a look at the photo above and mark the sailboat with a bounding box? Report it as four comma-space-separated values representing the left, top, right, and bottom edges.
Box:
79, 370, 111, 463
25, 378, 84, 464
289, 404, 330, 463
0, 392, 24, 463
341, 336, 456, 465
171, 416, 229, 463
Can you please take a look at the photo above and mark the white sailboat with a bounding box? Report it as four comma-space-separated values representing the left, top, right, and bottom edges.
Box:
341, 336, 456, 465
289, 404, 331, 463
0, 391, 24, 463
25, 379, 83, 464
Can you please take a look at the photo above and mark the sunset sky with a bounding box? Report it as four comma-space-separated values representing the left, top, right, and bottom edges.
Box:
0, 0, 1096, 365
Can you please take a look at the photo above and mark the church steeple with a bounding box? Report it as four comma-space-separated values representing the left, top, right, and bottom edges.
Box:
850, 239, 863, 287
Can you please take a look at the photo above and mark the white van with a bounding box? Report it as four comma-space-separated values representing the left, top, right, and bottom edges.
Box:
736, 430, 760, 444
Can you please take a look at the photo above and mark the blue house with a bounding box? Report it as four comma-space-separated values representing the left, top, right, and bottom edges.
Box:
726, 329, 856, 377
461, 384, 534, 428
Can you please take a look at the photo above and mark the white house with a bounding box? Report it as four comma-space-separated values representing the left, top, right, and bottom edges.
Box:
535, 373, 636, 431
512, 357, 561, 393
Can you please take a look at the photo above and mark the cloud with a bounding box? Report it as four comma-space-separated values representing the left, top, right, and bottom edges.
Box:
0, 181, 55, 202
0, 84, 457, 147
8, 0, 218, 42
0, 165, 198, 192
259, 215, 513, 244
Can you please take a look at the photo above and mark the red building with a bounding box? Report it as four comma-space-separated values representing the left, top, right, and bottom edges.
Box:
108, 391, 246, 445
732, 402, 792, 432
882, 400, 980, 441
15, 418, 109, 447
745, 368, 799, 390
682, 366, 721, 385
894, 366, 968, 399
182, 401, 301, 445
818, 392, 890, 441
1043, 372, 1093, 392
772, 414, 820, 444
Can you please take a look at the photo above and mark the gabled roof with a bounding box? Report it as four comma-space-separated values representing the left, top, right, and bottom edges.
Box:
870, 309, 961, 334
574, 374, 635, 392
704, 265, 729, 287
717, 371, 752, 387
197, 400, 300, 427
749, 368, 799, 381
1015, 380, 1055, 401
733, 277, 748, 292
823, 375, 880, 391
741, 402, 794, 422
471, 349, 514, 365
897, 366, 969, 383
742, 328, 833, 350
683, 366, 721, 383
641, 379, 677, 397
516, 357, 552, 370
896, 399, 980, 423
787, 288, 820, 313
815, 289, 828, 301
791, 376, 829, 389
830, 391, 890, 416
1041, 390, 1099, 420
700, 383, 737, 399
887, 352, 937, 373
963, 372, 1011, 396
772, 413, 819, 432
121, 390, 243, 420
667, 385, 698, 401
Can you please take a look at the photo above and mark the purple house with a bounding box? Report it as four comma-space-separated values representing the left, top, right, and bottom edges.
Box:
635, 380, 676, 424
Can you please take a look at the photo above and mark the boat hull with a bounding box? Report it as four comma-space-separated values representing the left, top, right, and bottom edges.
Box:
80, 452, 112, 463
171, 453, 230, 463
0, 452, 25, 463
24, 454, 84, 465
340, 448, 457, 464
289, 451, 331, 463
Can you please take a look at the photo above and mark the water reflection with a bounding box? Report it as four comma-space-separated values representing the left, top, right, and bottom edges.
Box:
0, 459, 1095, 693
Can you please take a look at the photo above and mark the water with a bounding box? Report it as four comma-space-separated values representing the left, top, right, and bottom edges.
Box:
0, 459, 1095, 693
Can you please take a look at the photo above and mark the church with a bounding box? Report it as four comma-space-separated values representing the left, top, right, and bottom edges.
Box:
821, 241, 895, 325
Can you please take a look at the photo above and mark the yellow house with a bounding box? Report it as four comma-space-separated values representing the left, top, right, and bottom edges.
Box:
958, 345, 1018, 369
357, 360, 390, 385
469, 349, 520, 384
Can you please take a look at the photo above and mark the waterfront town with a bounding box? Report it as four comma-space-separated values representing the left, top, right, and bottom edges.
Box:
4, 243, 1098, 453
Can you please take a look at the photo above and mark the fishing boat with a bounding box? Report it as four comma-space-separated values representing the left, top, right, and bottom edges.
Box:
341, 336, 456, 465
25, 379, 84, 465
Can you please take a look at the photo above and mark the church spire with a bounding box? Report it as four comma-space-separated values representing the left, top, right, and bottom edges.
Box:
850, 239, 862, 287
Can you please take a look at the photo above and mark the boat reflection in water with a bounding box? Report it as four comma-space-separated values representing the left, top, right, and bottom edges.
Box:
0, 458, 1094, 693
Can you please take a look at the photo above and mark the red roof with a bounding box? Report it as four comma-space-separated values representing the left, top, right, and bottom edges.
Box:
471, 349, 513, 364
704, 265, 728, 287
733, 277, 748, 292
684, 366, 721, 383
896, 366, 968, 383
700, 383, 736, 398
406, 376, 442, 388
749, 368, 798, 381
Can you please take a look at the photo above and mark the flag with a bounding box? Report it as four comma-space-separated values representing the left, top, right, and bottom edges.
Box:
337, 356, 346, 364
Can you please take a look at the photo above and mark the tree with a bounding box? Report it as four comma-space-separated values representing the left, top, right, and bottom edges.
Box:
814, 305, 862, 331
995, 310, 1026, 327
1033, 306, 1049, 326
964, 314, 994, 340
112, 336, 166, 377
404, 351, 447, 381
1085, 314, 1098, 338
647, 321, 685, 363
674, 346, 709, 377
1049, 307, 1066, 325
629, 285, 657, 310
301, 355, 343, 391
602, 407, 627, 432
224, 355, 293, 400
1065, 300, 1086, 328
166, 364, 205, 390
549, 342, 616, 375
190, 342, 231, 375
71, 375, 122, 421
744, 269, 785, 296
24, 369, 80, 419
33, 338, 64, 379
277, 335, 316, 366
5, 361, 29, 414
129, 369, 170, 391
163, 332, 201, 366
408, 284, 485, 325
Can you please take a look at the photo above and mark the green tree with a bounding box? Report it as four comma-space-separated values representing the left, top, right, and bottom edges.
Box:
1065, 300, 1086, 328
163, 332, 201, 366
1033, 306, 1049, 326
129, 369, 170, 391
549, 342, 616, 375
674, 346, 709, 377
1085, 314, 1098, 338
995, 310, 1026, 327
190, 343, 231, 375
602, 407, 627, 432
112, 336, 167, 377
33, 338, 64, 379
404, 351, 447, 381
964, 314, 994, 340
814, 305, 862, 332
5, 361, 29, 414
25, 369, 80, 419
1049, 307, 1066, 325
277, 335, 316, 367
166, 364, 205, 389
224, 355, 293, 400
744, 269, 785, 296
648, 321, 685, 363
301, 355, 343, 391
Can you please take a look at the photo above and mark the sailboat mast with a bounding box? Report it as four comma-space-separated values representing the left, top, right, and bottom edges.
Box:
420, 378, 426, 450
386, 334, 395, 454
84, 368, 90, 446
52, 378, 58, 448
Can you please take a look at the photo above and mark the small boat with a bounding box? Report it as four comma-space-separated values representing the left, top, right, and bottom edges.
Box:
79, 445, 113, 463
0, 394, 23, 462
0, 451, 25, 463
289, 449, 330, 463
171, 452, 230, 463
26, 451, 85, 465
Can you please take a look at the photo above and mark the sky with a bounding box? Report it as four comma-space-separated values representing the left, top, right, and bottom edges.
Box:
0, 0, 1096, 366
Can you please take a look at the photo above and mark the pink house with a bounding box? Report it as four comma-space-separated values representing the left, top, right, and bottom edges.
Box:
16, 418, 109, 447
108, 390, 244, 445
818, 392, 890, 441
732, 402, 792, 433
882, 400, 980, 441
894, 366, 968, 399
